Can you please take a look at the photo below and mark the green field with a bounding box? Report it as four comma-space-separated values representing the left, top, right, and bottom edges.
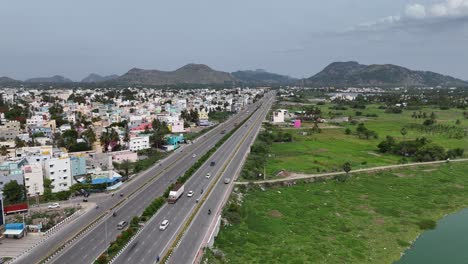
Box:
263, 104, 468, 177
207, 162, 468, 264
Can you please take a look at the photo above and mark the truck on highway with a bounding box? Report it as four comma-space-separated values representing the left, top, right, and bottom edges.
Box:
168, 184, 184, 204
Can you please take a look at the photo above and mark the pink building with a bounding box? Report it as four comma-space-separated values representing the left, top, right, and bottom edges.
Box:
294, 119, 301, 128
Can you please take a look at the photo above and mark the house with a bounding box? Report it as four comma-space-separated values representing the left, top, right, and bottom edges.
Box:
272, 110, 287, 123
0, 159, 26, 192
169, 121, 185, 133
198, 109, 209, 120
129, 135, 150, 151
23, 163, 44, 196
0, 121, 21, 140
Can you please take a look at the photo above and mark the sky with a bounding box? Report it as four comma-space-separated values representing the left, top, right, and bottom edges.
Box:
0, 0, 467, 81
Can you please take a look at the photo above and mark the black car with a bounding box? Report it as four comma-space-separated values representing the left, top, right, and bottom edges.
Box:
210, 161, 215, 166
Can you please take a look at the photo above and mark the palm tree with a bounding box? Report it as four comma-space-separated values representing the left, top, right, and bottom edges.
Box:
100, 128, 119, 152
83, 127, 96, 146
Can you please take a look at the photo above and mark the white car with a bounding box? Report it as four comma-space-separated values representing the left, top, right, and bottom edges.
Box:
206, 173, 211, 178
192, 154, 197, 158
48, 203, 60, 209
159, 220, 169, 231
187, 191, 194, 197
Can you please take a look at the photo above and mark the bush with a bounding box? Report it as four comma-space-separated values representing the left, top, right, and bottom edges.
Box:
417, 219, 437, 230
385, 107, 403, 114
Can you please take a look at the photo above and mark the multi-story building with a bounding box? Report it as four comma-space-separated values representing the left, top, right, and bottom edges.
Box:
70, 156, 87, 178
129, 135, 150, 151
44, 156, 72, 192
0, 121, 21, 141
23, 163, 44, 196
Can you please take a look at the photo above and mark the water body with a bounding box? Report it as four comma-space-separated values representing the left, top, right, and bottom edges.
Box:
396, 208, 468, 264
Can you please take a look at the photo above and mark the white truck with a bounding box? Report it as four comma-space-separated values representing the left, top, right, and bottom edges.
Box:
168, 184, 185, 204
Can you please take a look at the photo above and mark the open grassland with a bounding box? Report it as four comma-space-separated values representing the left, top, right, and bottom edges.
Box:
207, 162, 468, 264
264, 104, 467, 177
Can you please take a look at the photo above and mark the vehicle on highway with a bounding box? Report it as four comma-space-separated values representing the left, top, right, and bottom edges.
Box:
83, 198, 88, 202
221, 130, 226, 134
187, 190, 194, 197
113, 212, 117, 217
208, 209, 211, 215
192, 154, 197, 158
48, 203, 60, 209
159, 220, 169, 231
168, 184, 184, 203
210, 161, 215, 166
224, 178, 231, 184
206, 173, 211, 178
120, 193, 124, 197
117, 221, 128, 230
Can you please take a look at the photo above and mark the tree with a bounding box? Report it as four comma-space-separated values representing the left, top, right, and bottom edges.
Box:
120, 159, 132, 177
343, 162, 352, 176
82, 127, 96, 146
14, 137, 26, 148
0, 145, 8, 156
43, 178, 54, 201
3, 180, 25, 204
400, 127, 407, 138
100, 128, 119, 152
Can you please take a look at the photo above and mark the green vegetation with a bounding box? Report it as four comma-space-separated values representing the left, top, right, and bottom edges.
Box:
2, 180, 26, 204
208, 111, 232, 122
257, 103, 467, 178
209, 162, 468, 264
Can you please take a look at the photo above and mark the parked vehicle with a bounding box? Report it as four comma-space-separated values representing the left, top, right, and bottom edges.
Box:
48, 203, 60, 209
117, 221, 128, 230
159, 220, 169, 231
168, 184, 184, 204
224, 178, 231, 184
187, 191, 194, 197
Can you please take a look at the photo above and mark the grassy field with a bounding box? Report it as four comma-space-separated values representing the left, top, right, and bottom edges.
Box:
263, 103, 468, 177
207, 162, 468, 264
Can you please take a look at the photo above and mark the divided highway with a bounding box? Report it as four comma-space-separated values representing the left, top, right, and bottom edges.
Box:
13, 96, 264, 264
111, 93, 274, 264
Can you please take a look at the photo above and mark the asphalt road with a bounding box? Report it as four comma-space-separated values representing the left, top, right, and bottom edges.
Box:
13, 97, 263, 264
111, 93, 274, 264
168, 95, 272, 264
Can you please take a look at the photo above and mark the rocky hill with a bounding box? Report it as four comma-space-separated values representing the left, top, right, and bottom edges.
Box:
81, 73, 119, 83
306, 61, 468, 87
117, 64, 235, 85
25, 75, 73, 83
232, 69, 296, 85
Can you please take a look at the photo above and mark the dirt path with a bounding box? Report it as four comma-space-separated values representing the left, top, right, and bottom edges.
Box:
236, 158, 468, 185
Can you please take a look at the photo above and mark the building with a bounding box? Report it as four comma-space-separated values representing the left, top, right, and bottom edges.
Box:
23, 163, 44, 196
0, 159, 26, 192
44, 156, 72, 192
272, 110, 286, 123
0, 121, 21, 140
198, 109, 209, 120
129, 135, 150, 151
169, 121, 185, 133
70, 156, 87, 178
110, 150, 138, 163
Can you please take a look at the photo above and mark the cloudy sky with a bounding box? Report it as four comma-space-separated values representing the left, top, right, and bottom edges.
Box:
1, 0, 467, 81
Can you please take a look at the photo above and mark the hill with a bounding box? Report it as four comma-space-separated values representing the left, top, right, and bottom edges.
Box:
117, 64, 235, 85
306, 61, 468, 87
81, 73, 119, 83
0, 76, 22, 86
25, 75, 73, 83
232, 69, 296, 85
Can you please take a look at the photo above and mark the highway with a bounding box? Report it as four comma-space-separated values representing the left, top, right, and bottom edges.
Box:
13, 95, 264, 264
111, 92, 274, 264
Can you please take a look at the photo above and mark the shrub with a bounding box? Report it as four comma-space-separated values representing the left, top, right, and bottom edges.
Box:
417, 219, 437, 230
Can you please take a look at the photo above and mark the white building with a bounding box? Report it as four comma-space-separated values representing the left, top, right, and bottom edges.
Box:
272, 110, 286, 123
26, 115, 45, 126
44, 156, 72, 192
129, 135, 150, 151
23, 163, 44, 196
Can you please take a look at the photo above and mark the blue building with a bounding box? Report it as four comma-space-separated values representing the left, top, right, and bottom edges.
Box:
166, 134, 185, 148
70, 156, 87, 178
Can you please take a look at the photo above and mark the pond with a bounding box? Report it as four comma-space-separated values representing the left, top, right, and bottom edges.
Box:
396, 208, 468, 264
